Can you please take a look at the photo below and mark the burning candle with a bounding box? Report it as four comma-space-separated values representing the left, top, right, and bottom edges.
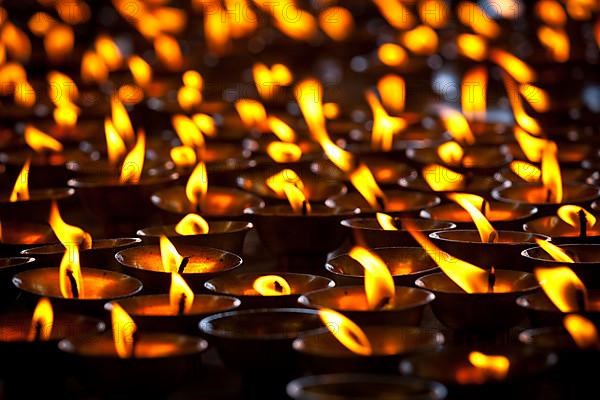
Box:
115, 235, 242, 292
524, 204, 600, 243
301, 246, 434, 326
293, 308, 443, 374
205, 272, 334, 308
137, 213, 253, 254
106, 272, 240, 333
429, 193, 550, 269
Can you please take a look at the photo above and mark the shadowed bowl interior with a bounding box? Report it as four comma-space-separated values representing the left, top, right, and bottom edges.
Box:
430, 230, 547, 245
107, 294, 241, 317
416, 271, 538, 294
22, 238, 141, 256
522, 244, 600, 264
326, 190, 441, 215
205, 272, 335, 297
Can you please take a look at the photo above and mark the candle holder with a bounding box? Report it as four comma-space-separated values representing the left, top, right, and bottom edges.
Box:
341, 218, 456, 248
12, 268, 143, 314
58, 333, 207, 392
0, 188, 74, 224
326, 189, 441, 217
199, 308, 324, 378
415, 271, 538, 331
311, 156, 418, 188
68, 174, 179, 236
237, 167, 347, 205
287, 374, 448, 400
244, 205, 356, 272
299, 286, 434, 327
429, 230, 550, 270
293, 326, 443, 374
420, 202, 538, 231
521, 244, 600, 288
205, 272, 334, 309
137, 220, 253, 254
398, 175, 503, 197
519, 327, 598, 399
0, 221, 57, 257
406, 145, 512, 175
21, 238, 141, 270
517, 290, 600, 327
326, 247, 440, 286
151, 185, 264, 222
524, 216, 600, 244
497, 165, 595, 186
492, 183, 600, 214
105, 294, 241, 333
399, 346, 558, 400
115, 245, 243, 292
0, 257, 35, 302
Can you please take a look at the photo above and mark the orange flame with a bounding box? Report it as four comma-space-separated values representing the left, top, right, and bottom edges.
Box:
1, 22, 31, 62
154, 34, 183, 71
119, 130, 145, 184
283, 184, 311, 214
252, 63, 293, 100
514, 127, 546, 162
112, 100, 134, 144
462, 66, 487, 122
509, 161, 541, 183
457, 33, 488, 61
47, 71, 79, 105
438, 141, 465, 166
564, 315, 599, 349
172, 114, 205, 149
541, 142, 563, 204
535, 239, 575, 263
81, 50, 108, 84
323, 103, 340, 119
53, 104, 80, 129
266, 169, 305, 197
185, 162, 208, 210
105, 118, 126, 165
111, 303, 137, 358
49, 201, 92, 248
29, 12, 57, 37
536, 0, 567, 26
378, 43, 408, 67
557, 205, 597, 228
9, 159, 30, 202
183, 70, 203, 90
253, 275, 292, 296
438, 107, 475, 145
170, 272, 194, 314
366, 90, 407, 152
535, 266, 586, 312
95, 34, 123, 71
25, 125, 63, 153
401, 25, 438, 55
457, 2, 500, 38
192, 113, 216, 138
519, 84, 550, 113
177, 86, 202, 112
175, 213, 209, 235
128, 55, 152, 88
59, 245, 84, 299
295, 79, 327, 141
376, 212, 397, 231
422, 164, 465, 192
407, 223, 495, 293
204, 2, 230, 55
271, 3, 317, 41
235, 99, 267, 131
320, 308, 372, 356
491, 49, 536, 84
377, 74, 405, 115
419, 0, 449, 28
170, 146, 197, 168
266, 142, 302, 163
538, 26, 570, 63
448, 193, 498, 243
267, 116, 296, 143
319, 6, 354, 41
28, 297, 54, 342
350, 164, 387, 210
468, 352, 510, 380
349, 246, 395, 309
160, 235, 184, 273
44, 24, 74, 63
372, 0, 415, 30
224, 0, 256, 39
507, 77, 542, 134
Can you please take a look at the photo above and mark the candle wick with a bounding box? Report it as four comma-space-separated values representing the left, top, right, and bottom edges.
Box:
545, 189, 552, 203
131, 331, 140, 359
373, 296, 391, 310
375, 195, 386, 211
301, 200, 308, 216
274, 281, 284, 293
66, 269, 79, 299
487, 266, 496, 293
34, 320, 43, 342
178, 293, 187, 315
481, 199, 488, 218
575, 288, 587, 312
578, 210, 587, 238
178, 256, 190, 274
